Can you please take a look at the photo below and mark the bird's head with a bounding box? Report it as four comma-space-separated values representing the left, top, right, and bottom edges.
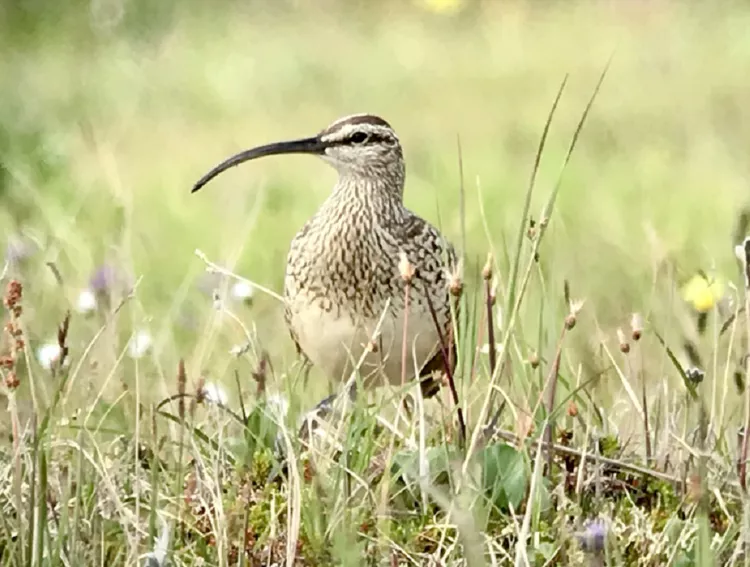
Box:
191, 114, 404, 194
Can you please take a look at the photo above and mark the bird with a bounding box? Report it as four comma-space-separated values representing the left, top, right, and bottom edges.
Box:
192, 113, 457, 402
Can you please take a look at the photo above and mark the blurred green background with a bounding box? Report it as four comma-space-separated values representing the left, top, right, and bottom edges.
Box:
1, 0, 749, 404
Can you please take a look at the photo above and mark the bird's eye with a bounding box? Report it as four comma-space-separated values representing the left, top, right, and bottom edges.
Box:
350, 131, 368, 144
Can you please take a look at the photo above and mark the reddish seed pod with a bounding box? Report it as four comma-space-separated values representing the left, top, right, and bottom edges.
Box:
567, 402, 578, 417
617, 328, 630, 354
630, 312, 644, 341
5, 372, 19, 389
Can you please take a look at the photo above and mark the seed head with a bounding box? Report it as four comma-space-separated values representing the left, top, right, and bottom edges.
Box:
565, 298, 585, 330
482, 253, 493, 281
366, 337, 379, 353
617, 328, 630, 354
567, 401, 578, 417
528, 351, 540, 369
527, 219, 537, 241
398, 251, 415, 284
447, 262, 463, 297
564, 313, 576, 330
4, 371, 19, 390
630, 312, 643, 341
3, 280, 22, 311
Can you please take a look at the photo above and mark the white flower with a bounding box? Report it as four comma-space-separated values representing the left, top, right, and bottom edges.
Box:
37, 343, 63, 370
76, 288, 97, 315
200, 382, 228, 405
128, 330, 152, 358
142, 513, 169, 567
230, 281, 254, 303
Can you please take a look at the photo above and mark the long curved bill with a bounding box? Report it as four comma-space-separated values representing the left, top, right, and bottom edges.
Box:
191, 136, 324, 193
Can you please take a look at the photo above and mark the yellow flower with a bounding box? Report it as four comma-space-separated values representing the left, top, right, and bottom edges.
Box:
681, 272, 725, 313
418, 0, 464, 15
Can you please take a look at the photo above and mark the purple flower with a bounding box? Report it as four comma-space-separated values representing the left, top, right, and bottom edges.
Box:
89, 265, 119, 293
577, 519, 607, 553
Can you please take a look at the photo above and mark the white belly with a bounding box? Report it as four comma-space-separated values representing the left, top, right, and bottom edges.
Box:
289, 301, 441, 387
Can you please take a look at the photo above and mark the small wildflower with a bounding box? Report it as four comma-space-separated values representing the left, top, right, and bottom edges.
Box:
398, 251, 415, 284
128, 330, 153, 359
230, 280, 254, 304
89, 265, 119, 293
681, 272, 725, 313
200, 382, 228, 406
617, 328, 630, 354
630, 312, 643, 341
0, 355, 13, 369
577, 518, 608, 553
37, 343, 63, 370
76, 288, 98, 316
142, 512, 169, 567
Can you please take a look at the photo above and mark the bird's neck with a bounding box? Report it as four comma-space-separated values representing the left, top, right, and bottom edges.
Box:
324, 171, 406, 220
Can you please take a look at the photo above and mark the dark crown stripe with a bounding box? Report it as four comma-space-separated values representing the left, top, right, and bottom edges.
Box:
320, 114, 393, 137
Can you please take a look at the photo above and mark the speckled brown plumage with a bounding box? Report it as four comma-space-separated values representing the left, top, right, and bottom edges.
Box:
282, 114, 457, 392
192, 113, 457, 395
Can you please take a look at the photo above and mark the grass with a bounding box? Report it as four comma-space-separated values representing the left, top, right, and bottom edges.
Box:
2, 0, 750, 564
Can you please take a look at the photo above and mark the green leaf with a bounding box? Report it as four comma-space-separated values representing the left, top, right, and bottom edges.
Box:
480, 442, 528, 511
